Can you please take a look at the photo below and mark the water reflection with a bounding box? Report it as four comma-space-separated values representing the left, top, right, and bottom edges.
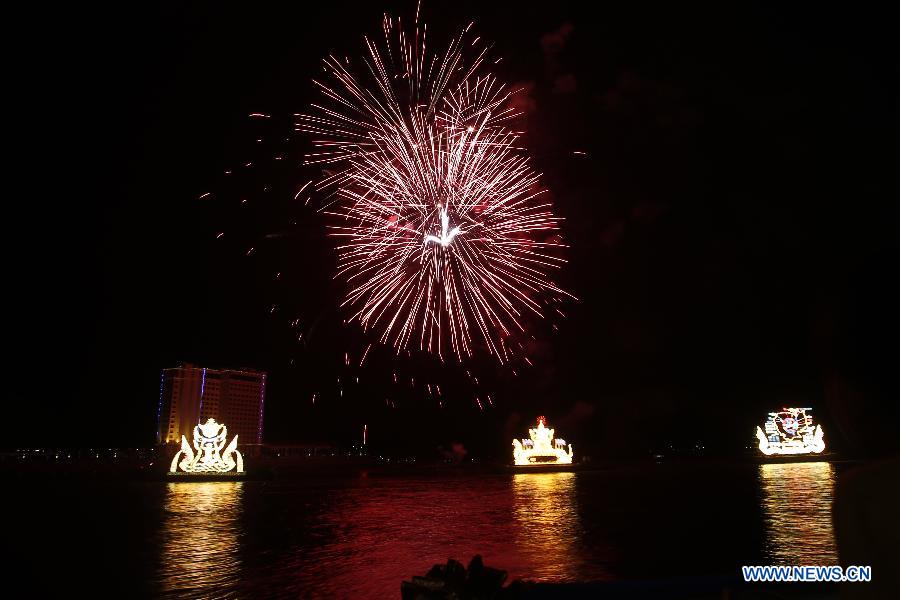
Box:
758, 462, 837, 564
511, 472, 583, 581
290, 477, 521, 597
159, 482, 243, 597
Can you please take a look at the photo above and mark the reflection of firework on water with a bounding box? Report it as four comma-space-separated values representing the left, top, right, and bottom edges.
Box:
297, 14, 570, 363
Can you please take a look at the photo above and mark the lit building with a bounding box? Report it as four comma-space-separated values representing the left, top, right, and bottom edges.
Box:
157, 362, 266, 446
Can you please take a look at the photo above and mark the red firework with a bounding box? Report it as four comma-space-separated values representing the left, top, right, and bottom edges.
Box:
297, 14, 569, 363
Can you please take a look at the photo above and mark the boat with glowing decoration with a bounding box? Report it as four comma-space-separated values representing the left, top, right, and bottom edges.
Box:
166, 418, 248, 481
511, 416, 575, 470
755, 408, 831, 462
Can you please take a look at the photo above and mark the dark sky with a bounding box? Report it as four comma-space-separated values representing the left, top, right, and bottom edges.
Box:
7, 2, 898, 457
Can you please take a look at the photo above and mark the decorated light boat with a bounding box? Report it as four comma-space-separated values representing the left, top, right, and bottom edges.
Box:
512, 416, 574, 469
168, 418, 246, 480
755, 407, 827, 459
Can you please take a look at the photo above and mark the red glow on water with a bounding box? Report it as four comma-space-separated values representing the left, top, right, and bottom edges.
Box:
283, 472, 592, 596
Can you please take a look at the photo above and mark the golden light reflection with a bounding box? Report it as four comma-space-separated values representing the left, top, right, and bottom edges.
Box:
511, 472, 583, 581
759, 462, 837, 564
159, 482, 243, 596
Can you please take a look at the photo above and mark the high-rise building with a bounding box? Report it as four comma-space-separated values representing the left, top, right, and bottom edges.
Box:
157, 362, 266, 446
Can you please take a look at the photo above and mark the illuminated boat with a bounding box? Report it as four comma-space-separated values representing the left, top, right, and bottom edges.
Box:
512, 416, 573, 467
168, 418, 245, 480
755, 408, 825, 457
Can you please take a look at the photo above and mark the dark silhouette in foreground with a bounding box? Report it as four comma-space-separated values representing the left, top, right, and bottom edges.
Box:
402, 555, 521, 599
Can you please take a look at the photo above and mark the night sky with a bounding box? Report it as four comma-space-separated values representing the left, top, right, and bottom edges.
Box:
8, 2, 898, 458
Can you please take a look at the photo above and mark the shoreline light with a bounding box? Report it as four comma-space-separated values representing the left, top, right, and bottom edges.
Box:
512, 416, 573, 466
756, 408, 825, 456
170, 418, 244, 474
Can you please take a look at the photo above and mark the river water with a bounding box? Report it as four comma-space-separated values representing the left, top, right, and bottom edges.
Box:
3, 461, 839, 597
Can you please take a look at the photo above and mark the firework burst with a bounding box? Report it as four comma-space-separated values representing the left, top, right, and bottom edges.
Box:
298, 14, 569, 363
